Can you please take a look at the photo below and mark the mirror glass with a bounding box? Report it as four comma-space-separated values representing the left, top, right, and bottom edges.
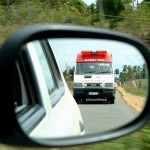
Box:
14, 38, 148, 140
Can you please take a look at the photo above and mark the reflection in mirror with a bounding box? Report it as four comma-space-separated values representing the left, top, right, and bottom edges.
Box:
14, 38, 148, 140
49, 38, 148, 134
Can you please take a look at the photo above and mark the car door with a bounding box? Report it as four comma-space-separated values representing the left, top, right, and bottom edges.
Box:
15, 40, 85, 138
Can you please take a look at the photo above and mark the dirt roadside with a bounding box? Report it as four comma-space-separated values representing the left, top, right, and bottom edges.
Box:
117, 86, 145, 112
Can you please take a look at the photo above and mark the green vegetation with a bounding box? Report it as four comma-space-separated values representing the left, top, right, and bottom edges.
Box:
63, 66, 75, 81
120, 64, 147, 82
66, 81, 74, 92
124, 79, 148, 97
0, 0, 91, 45
63, 66, 74, 92
0, 0, 149, 46
73, 121, 150, 150
119, 64, 148, 97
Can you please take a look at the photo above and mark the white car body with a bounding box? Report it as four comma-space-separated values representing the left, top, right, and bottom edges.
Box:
16, 41, 85, 138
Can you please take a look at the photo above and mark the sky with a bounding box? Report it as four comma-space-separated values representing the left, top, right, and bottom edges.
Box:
82, 0, 96, 5
82, 0, 143, 5
49, 38, 145, 73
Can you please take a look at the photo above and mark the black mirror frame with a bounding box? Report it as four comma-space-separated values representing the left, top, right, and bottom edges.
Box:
0, 24, 150, 147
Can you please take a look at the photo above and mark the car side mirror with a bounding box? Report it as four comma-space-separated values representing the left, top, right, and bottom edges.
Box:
0, 24, 150, 147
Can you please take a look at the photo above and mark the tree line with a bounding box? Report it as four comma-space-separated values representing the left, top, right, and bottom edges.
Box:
63, 64, 147, 82
0, 0, 149, 46
119, 64, 147, 82
63, 66, 75, 81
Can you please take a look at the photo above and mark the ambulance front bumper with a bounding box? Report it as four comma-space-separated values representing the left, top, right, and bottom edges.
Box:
73, 87, 115, 98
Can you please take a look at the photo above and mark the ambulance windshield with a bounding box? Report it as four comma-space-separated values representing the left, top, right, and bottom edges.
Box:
76, 62, 113, 75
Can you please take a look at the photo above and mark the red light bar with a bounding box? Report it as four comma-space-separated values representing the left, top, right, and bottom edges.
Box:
77, 50, 111, 62
81, 50, 92, 56
96, 50, 107, 56
81, 50, 107, 56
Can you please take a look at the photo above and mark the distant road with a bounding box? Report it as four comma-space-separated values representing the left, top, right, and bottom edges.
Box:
78, 91, 139, 135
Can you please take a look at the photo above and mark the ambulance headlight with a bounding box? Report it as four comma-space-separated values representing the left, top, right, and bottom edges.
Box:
74, 83, 83, 87
105, 83, 113, 87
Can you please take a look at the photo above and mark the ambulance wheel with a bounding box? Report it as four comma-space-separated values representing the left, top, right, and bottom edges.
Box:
110, 99, 114, 104
108, 96, 115, 104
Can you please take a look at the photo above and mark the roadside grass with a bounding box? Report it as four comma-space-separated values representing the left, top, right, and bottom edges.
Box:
124, 84, 146, 97
124, 79, 148, 97
73, 121, 150, 150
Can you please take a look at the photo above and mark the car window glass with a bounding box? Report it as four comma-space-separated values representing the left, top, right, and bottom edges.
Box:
30, 41, 64, 107
14, 48, 38, 113
32, 41, 56, 95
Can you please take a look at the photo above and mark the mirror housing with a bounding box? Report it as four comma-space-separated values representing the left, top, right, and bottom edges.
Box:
0, 24, 150, 147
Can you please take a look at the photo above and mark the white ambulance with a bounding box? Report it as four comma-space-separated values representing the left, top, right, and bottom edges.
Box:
73, 50, 119, 104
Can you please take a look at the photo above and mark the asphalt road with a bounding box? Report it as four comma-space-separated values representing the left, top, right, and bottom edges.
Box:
78, 91, 139, 135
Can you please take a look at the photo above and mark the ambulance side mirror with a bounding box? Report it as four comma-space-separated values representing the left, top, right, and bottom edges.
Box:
115, 69, 119, 74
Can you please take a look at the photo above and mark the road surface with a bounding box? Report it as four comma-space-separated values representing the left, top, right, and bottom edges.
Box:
78, 91, 139, 135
